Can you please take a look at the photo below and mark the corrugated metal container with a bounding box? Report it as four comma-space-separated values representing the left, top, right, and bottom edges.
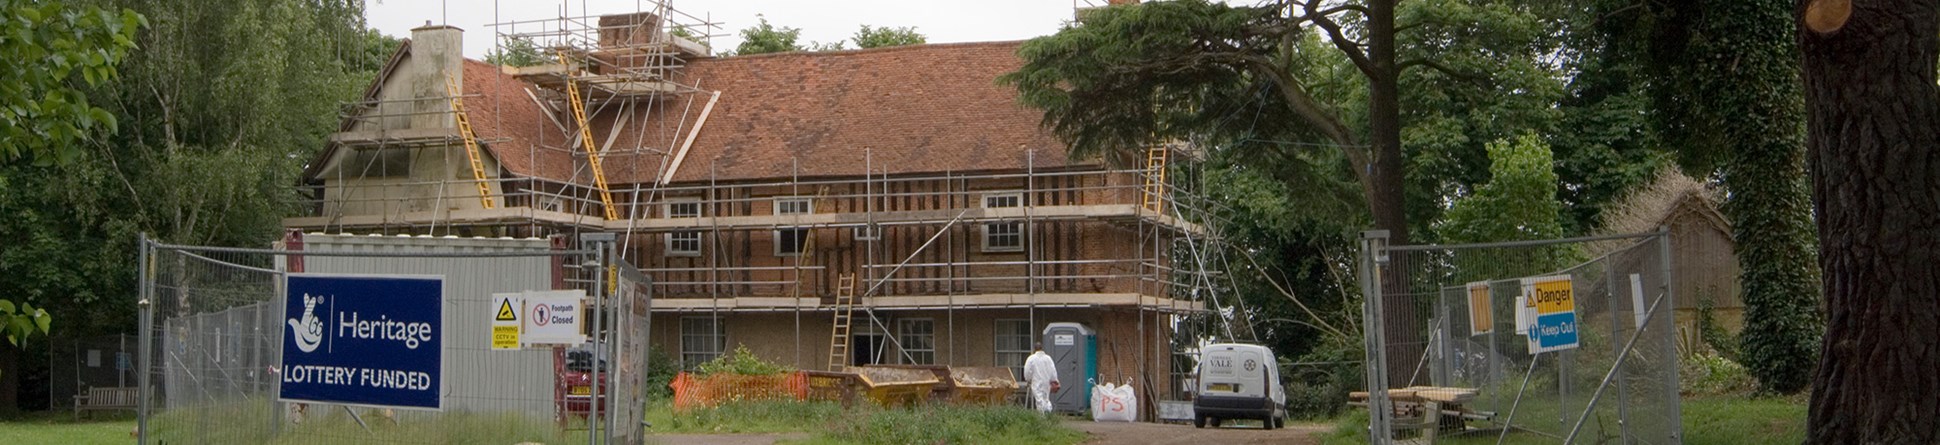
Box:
292, 234, 560, 417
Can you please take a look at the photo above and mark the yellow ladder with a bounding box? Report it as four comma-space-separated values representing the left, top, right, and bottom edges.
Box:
444, 74, 496, 209
1142, 144, 1169, 213
557, 51, 620, 221
827, 273, 858, 371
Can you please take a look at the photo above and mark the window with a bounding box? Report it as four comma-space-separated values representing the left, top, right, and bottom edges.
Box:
775, 228, 809, 256
994, 319, 1032, 379
982, 193, 1024, 252
666, 231, 701, 256
680, 317, 726, 369
774, 198, 813, 215
666, 200, 702, 218
775, 197, 812, 256
898, 319, 936, 365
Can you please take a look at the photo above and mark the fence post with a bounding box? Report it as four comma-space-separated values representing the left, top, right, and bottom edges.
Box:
581, 232, 616, 445
1657, 228, 1681, 442
136, 233, 153, 445
1358, 230, 1392, 445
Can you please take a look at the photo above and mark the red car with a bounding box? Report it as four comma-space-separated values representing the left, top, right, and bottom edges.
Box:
554, 345, 608, 424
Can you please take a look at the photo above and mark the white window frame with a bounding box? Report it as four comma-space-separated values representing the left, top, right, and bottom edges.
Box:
679, 316, 727, 369
994, 319, 1032, 379
774, 197, 813, 215
897, 318, 937, 365
665, 231, 702, 257
665, 198, 702, 218
982, 192, 1025, 253
774, 197, 813, 257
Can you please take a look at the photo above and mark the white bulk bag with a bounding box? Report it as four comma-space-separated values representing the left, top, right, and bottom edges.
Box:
1090, 382, 1138, 422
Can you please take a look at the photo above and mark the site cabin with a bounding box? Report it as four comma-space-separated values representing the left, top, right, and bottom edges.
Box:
1192, 343, 1286, 429
284, 12, 1216, 420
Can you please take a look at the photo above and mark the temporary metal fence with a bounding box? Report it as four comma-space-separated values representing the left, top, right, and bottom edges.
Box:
49, 334, 139, 413
135, 232, 653, 444
1358, 230, 1680, 444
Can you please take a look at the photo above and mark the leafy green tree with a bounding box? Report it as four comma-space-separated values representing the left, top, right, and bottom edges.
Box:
850, 25, 924, 49
1436, 135, 1573, 275
486, 35, 545, 67
0, 0, 387, 412
0, 0, 144, 165
731, 15, 802, 55
1004, 0, 1576, 387
1578, 0, 1822, 394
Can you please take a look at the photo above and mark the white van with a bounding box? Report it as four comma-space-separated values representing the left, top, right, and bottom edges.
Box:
1192, 343, 1286, 429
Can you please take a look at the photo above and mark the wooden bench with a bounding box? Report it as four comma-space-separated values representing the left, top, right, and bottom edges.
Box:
1348, 386, 1492, 444
73, 387, 138, 420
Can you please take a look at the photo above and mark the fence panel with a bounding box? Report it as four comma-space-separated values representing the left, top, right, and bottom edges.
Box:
137, 233, 650, 444
1359, 231, 1680, 444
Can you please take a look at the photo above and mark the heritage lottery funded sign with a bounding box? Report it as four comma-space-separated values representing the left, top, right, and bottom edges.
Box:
1523, 275, 1579, 353
281, 274, 443, 410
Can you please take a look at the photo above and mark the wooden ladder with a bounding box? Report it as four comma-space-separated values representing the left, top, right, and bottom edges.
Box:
444, 74, 496, 209
827, 273, 858, 371
556, 50, 620, 221
1142, 144, 1169, 213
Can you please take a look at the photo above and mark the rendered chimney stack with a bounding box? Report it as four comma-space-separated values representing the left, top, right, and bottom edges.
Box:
409, 23, 464, 130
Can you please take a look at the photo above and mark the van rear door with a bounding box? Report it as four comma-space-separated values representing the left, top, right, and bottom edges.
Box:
1202, 348, 1267, 399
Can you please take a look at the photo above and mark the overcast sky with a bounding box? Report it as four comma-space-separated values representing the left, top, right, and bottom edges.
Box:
364, 0, 1084, 58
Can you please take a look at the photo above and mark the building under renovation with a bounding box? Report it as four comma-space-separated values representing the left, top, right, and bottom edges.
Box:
285, 1, 1230, 414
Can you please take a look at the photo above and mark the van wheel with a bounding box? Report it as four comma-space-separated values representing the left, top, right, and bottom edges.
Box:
1193, 415, 1207, 428
1210, 417, 1223, 428
1272, 415, 1285, 429
1262, 416, 1276, 430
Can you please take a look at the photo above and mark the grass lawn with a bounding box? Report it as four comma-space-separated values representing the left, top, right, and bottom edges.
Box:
1319, 394, 1806, 444
645, 399, 1084, 445
0, 411, 136, 445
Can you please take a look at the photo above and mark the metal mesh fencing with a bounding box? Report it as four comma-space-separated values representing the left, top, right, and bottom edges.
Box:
1359, 231, 1680, 444
137, 233, 652, 445
49, 334, 140, 413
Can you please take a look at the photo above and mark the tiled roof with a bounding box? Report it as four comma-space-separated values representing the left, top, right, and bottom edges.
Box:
600, 41, 1080, 185
460, 60, 577, 181
315, 40, 1080, 186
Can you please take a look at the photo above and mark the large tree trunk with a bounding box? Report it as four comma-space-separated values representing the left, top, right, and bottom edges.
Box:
1798, 0, 1940, 443
1365, 0, 1424, 388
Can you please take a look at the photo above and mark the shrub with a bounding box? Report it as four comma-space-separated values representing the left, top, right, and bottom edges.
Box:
1680, 352, 1755, 396
695, 344, 790, 376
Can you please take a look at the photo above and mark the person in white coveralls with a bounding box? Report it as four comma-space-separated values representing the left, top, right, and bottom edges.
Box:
1023, 342, 1061, 414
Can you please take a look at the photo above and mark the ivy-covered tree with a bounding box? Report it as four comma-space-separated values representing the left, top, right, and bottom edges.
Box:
850, 25, 924, 49
1580, 0, 1823, 394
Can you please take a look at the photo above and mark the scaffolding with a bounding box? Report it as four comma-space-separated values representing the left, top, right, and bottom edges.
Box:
289, 1, 1253, 416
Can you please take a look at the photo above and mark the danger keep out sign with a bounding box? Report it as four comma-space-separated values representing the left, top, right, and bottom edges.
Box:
1523, 275, 1579, 353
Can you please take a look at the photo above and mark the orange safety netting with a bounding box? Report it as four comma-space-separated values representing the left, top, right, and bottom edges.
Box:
669, 371, 811, 410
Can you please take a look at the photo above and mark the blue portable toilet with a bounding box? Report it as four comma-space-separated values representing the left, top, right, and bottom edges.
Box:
1043, 322, 1097, 413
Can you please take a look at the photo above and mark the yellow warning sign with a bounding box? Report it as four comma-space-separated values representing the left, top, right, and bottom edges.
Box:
495, 299, 517, 321
492, 325, 519, 350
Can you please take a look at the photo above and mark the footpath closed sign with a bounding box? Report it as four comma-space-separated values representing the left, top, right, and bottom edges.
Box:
1524, 275, 1579, 353
280, 274, 443, 410
522, 290, 586, 346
